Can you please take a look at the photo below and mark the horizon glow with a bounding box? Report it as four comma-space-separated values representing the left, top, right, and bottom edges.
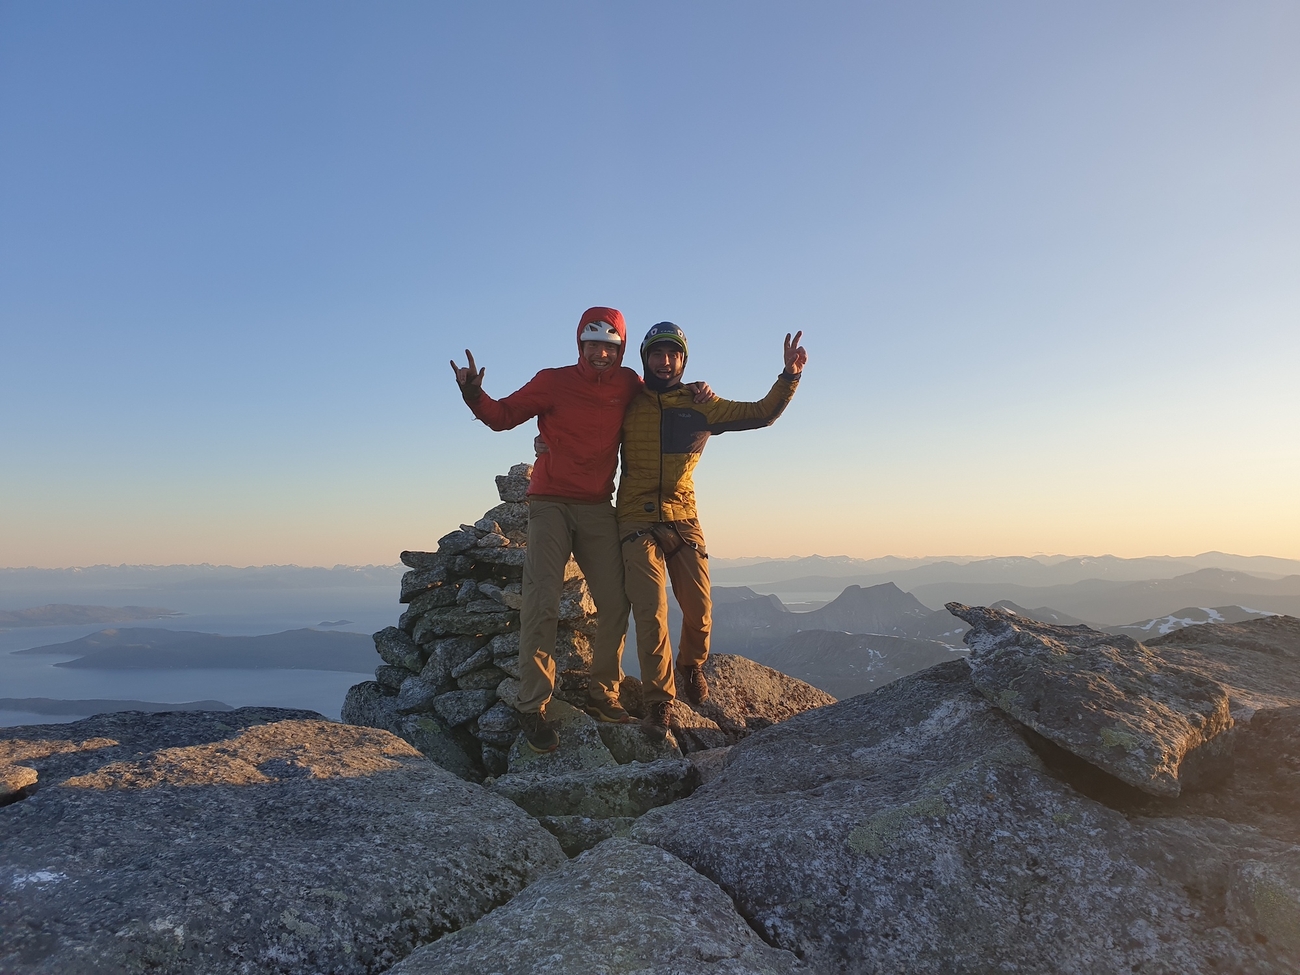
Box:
2, 2, 1298, 568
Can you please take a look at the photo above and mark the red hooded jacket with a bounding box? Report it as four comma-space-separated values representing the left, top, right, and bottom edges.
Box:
463, 307, 643, 503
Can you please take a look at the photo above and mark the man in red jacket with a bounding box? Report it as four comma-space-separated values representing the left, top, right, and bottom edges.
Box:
451, 307, 711, 753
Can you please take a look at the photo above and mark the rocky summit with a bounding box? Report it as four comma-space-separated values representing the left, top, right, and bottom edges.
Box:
340, 463, 836, 785
385, 838, 804, 975
949, 601, 1234, 796
633, 610, 1300, 973
0, 708, 565, 975
2, 468, 1298, 973
338, 464, 836, 860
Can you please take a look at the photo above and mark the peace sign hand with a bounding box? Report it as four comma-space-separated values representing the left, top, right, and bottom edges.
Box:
450, 349, 485, 390
783, 331, 807, 375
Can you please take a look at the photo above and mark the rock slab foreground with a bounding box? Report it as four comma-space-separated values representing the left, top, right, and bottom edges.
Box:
635, 654, 1299, 973
386, 838, 804, 975
949, 601, 1234, 796
0, 708, 564, 975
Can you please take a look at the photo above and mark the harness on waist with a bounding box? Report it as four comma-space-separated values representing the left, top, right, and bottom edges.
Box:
621, 522, 702, 560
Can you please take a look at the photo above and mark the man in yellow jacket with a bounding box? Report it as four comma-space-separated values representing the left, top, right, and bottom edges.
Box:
617, 322, 807, 738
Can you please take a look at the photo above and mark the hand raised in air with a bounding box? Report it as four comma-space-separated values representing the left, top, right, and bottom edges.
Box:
783, 331, 807, 376
450, 349, 485, 389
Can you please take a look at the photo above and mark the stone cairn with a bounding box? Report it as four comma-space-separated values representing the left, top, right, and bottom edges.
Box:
342, 463, 615, 780
341, 463, 837, 852
343, 461, 836, 800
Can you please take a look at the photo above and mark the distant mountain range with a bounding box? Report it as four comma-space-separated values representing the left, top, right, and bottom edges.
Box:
657, 583, 970, 700
905, 569, 1300, 625
6, 556, 1296, 622
15, 628, 376, 673
712, 552, 1300, 590
0, 564, 404, 600
664, 574, 1300, 700
988, 599, 1279, 638
703, 559, 1300, 627
685, 574, 1300, 653
6, 559, 1298, 701
698, 584, 966, 652
0, 604, 181, 628
1106, 605, 1279, 639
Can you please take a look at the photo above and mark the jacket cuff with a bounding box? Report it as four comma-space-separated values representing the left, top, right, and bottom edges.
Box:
461, 384, 483, 403
779, 371, 801, 384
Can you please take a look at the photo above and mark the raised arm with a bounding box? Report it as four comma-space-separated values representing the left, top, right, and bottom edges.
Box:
450, 349, 485, 393
783, 330, 807, 376
699, 331, 805, 432
451, 349, 548, 431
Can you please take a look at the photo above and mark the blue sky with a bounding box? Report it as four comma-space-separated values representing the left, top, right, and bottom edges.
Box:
2, 1, 1297, 567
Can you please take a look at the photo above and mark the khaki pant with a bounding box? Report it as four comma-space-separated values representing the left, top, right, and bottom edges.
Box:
517, 499, 630, 714
620, 519, 710, 704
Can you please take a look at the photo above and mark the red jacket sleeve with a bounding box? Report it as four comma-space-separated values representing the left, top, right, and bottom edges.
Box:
464, 372, 553, 431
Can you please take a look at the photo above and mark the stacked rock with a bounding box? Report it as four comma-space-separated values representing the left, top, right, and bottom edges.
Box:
342, 463, 602, 780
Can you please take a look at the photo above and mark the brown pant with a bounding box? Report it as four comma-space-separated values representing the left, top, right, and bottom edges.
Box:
517, 499, 629, 714
620, 519, 710, 704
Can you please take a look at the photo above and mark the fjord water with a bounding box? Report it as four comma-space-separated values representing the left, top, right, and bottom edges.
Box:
0, 576, 401, 727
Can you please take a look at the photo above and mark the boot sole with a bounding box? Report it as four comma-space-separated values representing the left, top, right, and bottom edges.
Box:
585, 707, 636, 724
525, 739, 559, 754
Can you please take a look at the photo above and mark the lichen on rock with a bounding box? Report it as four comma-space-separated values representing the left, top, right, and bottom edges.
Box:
949, 601, 1235, 797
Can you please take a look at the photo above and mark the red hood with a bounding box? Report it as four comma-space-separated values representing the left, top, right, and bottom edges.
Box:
576, 306, 627, 375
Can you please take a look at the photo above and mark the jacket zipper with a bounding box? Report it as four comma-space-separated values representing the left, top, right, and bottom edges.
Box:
656, 391, 664, 522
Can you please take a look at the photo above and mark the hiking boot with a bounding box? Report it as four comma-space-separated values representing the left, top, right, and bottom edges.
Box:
677, 665, 710, 705
518, 707, 559, 753
641, 700, 672, 741
585, 699, 635, 724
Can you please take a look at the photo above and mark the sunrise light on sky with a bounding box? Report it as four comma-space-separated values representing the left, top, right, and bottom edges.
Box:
2, 2, 1297, 567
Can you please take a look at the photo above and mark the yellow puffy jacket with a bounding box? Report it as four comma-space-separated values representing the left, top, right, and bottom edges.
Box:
616, 373, 800, 523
